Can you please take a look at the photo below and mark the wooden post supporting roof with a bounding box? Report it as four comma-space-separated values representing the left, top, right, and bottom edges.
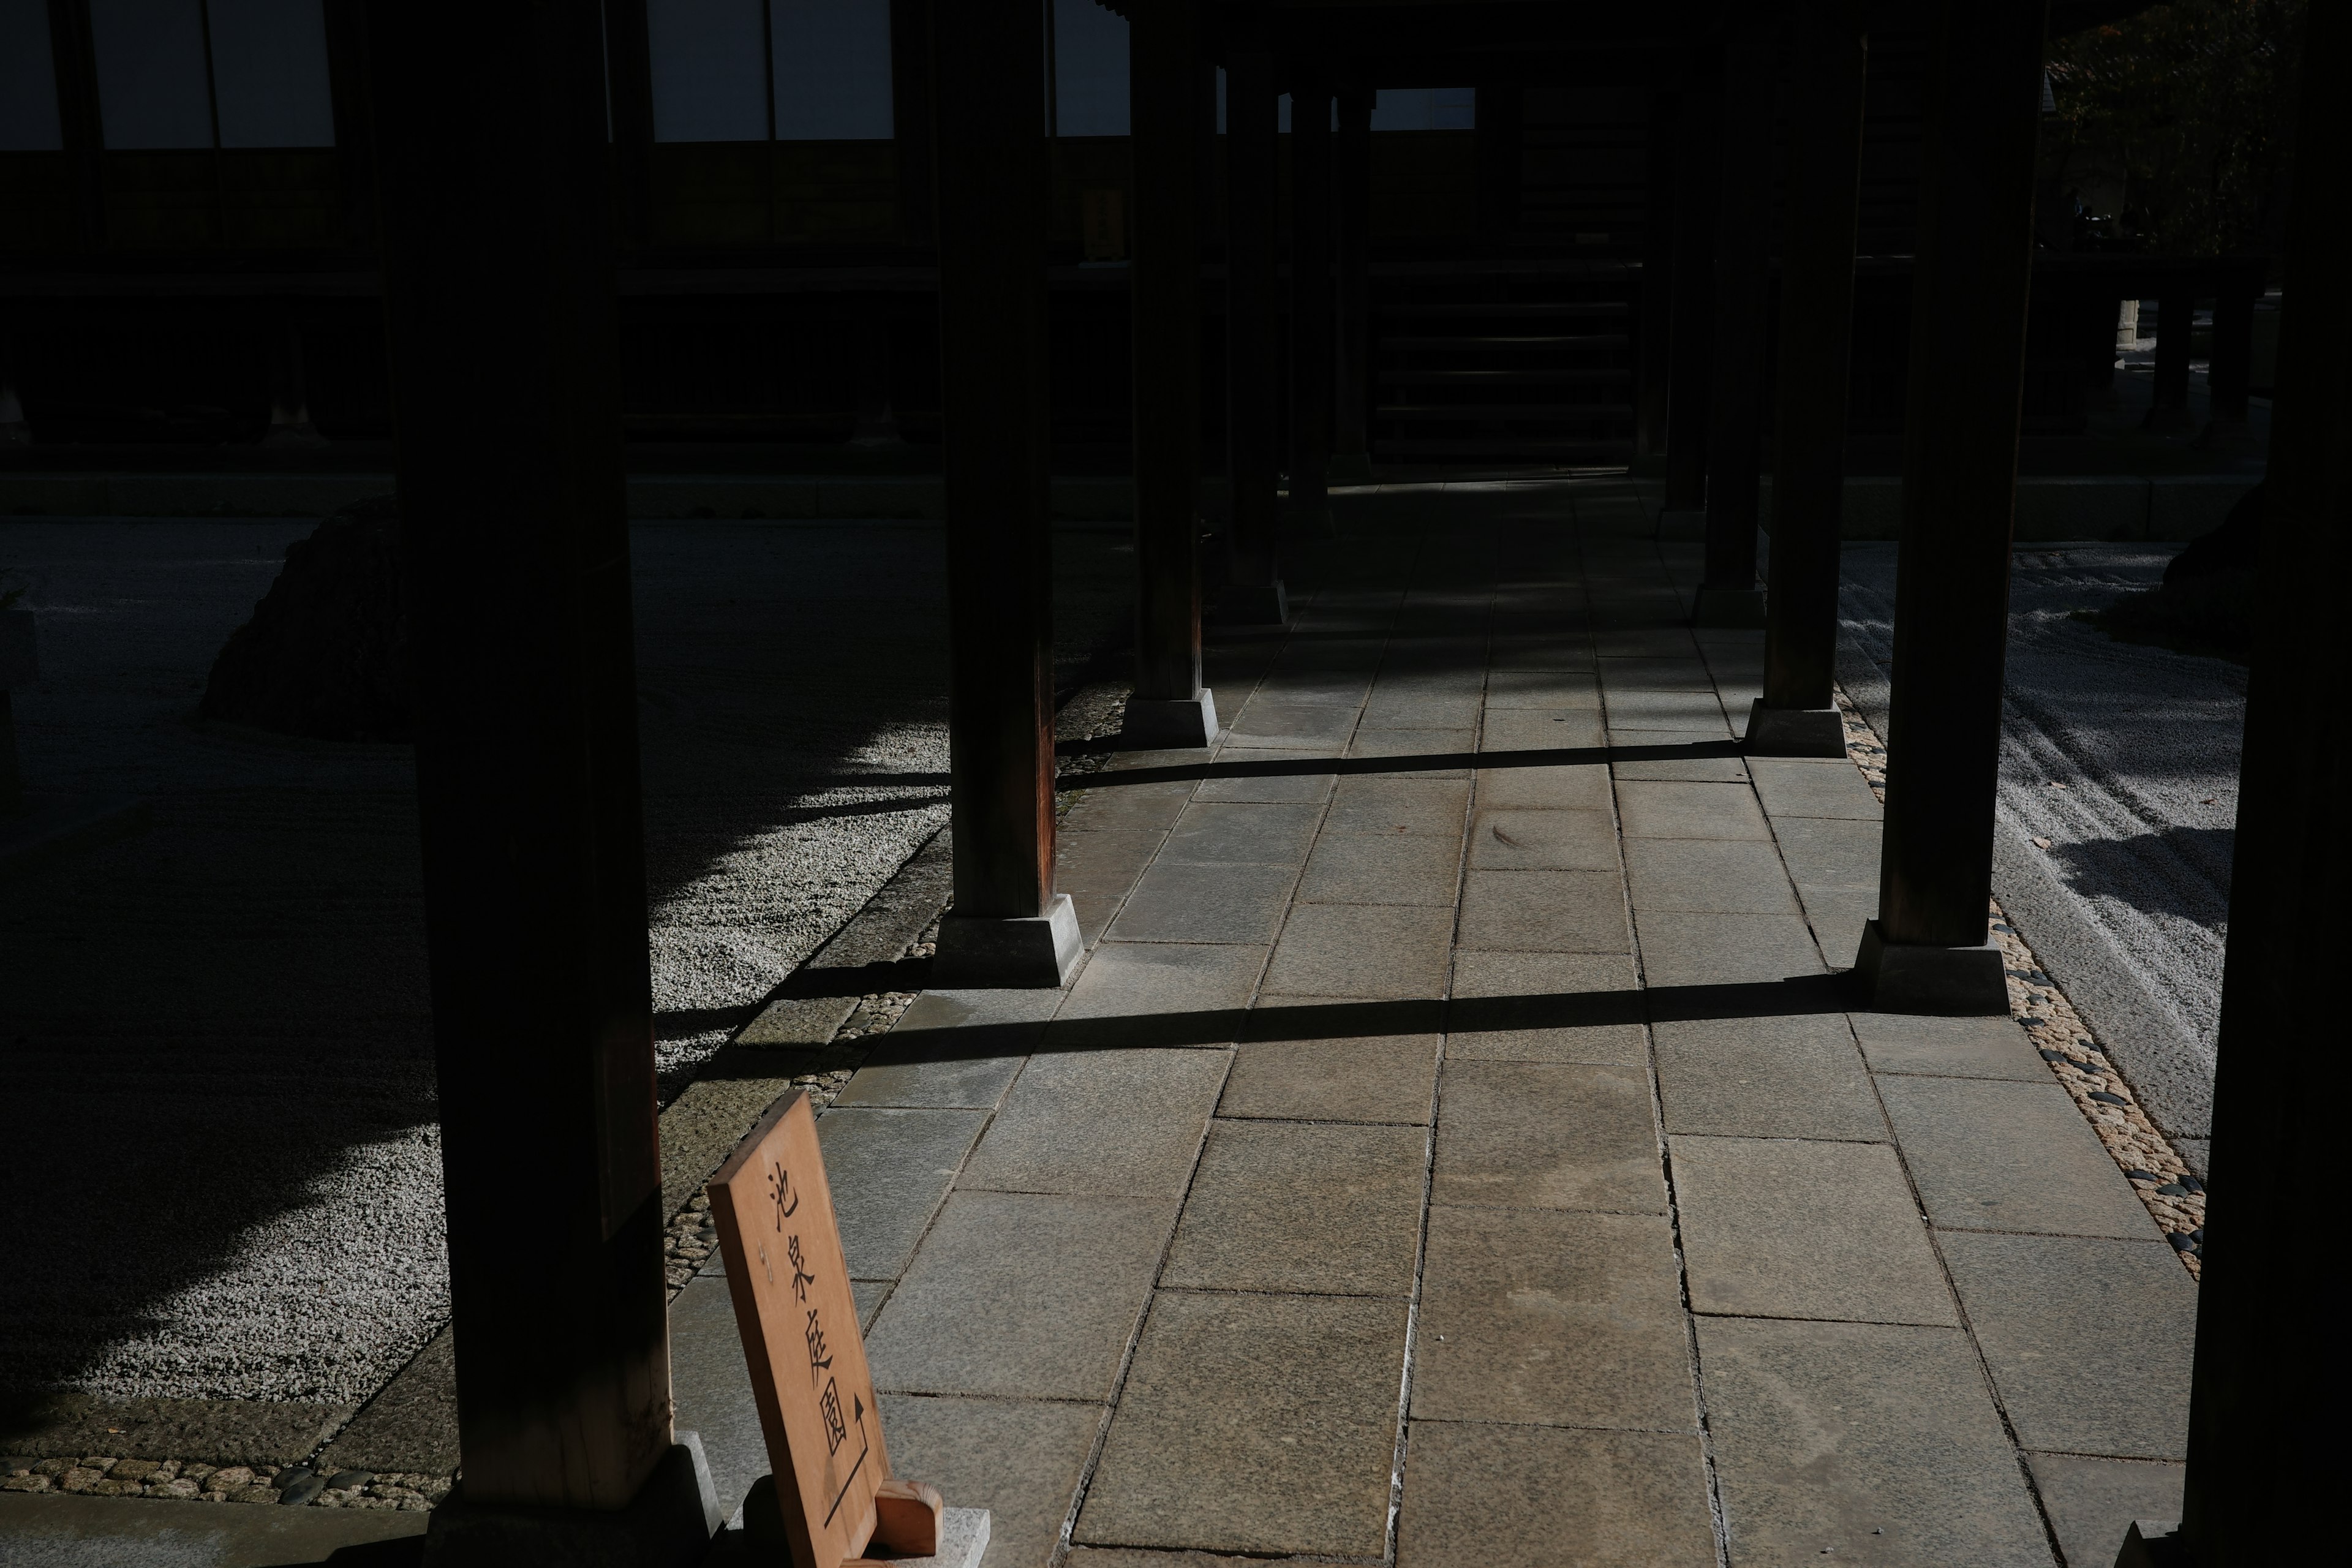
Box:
1287, 68, 1336, 537
1750, 0, 1868, 756
1125, 0, 1218, 748
1853, 0, 2048, 1015
1332, 83, 1374, 484
1635, 87, 1678, 471
929, 0, 1079, 986
2166, 8, 2348, 1561
1661, 61, 1719, 520
1220, 17, 1287, 625
366, 2, 715, 1558
1691, 29, 1775, 628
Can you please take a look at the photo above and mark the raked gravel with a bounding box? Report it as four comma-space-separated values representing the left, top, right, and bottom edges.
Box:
0, 516, 1129, 1408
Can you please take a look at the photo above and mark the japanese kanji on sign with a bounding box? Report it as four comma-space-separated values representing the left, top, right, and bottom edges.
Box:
708, 1091, 945, 1567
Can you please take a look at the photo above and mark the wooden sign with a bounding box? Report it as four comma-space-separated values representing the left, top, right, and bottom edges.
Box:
708, 1091, 940, 1567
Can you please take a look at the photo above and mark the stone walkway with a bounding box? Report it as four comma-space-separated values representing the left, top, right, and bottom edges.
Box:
667, 478, 2201, 1568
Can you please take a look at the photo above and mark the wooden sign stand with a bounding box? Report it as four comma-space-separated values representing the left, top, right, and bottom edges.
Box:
707, 1091, 949, 1567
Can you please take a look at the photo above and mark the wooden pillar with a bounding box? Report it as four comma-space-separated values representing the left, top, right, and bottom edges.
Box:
1332, 83, 1373, 484
2196, 265, 2261, 453
1662, 62, 1720, 518
1221, 19, 1286, 623
1691, 31, 1776, 627
2169, 15, 2350, 1562
1853, 0, 2048, 1015
2144, 281, 2196, 433
1124, 0, 1216, 747
600, 0, 655, 247
1750, 0, 1868, 755
1635, 88, 1678, 470
366, 4, 714, 1555
1287, 69, 1335, 536
929, 0, 1076, 985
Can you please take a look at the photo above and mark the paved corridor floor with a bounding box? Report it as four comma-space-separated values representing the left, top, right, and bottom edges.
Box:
679, 478, 2197, 1568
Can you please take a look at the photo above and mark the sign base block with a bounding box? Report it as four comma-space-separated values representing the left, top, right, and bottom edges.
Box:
733, 1477, 989, 1568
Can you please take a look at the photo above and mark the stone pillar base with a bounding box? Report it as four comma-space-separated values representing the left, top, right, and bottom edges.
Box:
1210, 580, 1289, 627
2113, 1520, 2190, 1568
1744, 700, 1845, 757
1124, 690, 1218, 748
1691, 585, 1766, 629
424, 1434, 720, 1568
1657, 508, 1708, 540
1852, 919, 2010, 1015
933, 893, 1082, 988
1327, 451, 1373, 484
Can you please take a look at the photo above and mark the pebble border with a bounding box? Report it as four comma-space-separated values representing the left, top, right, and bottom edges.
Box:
1834, 689, 2207, 1276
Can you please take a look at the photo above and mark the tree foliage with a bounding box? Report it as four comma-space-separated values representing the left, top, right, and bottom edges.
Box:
2045, 0, 2305, 255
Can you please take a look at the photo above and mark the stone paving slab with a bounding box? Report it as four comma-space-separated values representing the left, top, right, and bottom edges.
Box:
1771, 815, 1884, 891
1297, 831, 1464, 905
1106, 859, 1297, 944
1264, 902, 1457, 998
1433, 1061, 1664, 1213
1466, 807, 1619, 870
1397, 1422, 1717, 1568
1616, 780, 1772, 840
1877, 1077, 2160, 1240
1697, 1317, 2055, 1567
1324, 776, 1473, 835
1672, 1136, 1958, 1326
1633, 911, 1828, 989
1413, 1206, 1695, 1430
1191, 748, 1338, 804
2026, 1453, 2185, 1568
1626, 837, 1805, 914
865, 1192, 1175, 1400
880, 1393, 1104, 1568
1653, 1014, 1885, 1139
1219, 1020, 1441, 1123
1748, 757, 1885, 823
957, 1049, 1229, 1199
1472, 760, 1616, 810
1074, 1292, 1409, 1558
1850, 1012, 2049, 1080
1481, 709, 1607, 752
1446, 950, 1648, 1065
1161, 1121, 1428, 1296
1457, 868, 1630, 952
1049, 941, 1265, 1049
1161, 801, 1325, 865
817, 1107, 992, 1280
1940, 1232, 2196, 1458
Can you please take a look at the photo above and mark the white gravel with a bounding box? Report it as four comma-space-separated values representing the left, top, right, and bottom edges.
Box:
1836, 542, 2244, 1164
0, 515, 1128, 1405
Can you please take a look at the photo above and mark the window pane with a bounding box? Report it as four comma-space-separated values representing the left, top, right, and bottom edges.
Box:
1434, 86, 1476, 131
0, 0, 64, 151
208, 0, 334, 148
91, 0, 214, 149
649, 0, 770, 142
1053, 0, 1125, 137
771, 0, 892, 140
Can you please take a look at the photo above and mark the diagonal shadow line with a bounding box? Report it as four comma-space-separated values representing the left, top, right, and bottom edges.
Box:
864, 973, 1856, 1061
1068, 739, 1744, 788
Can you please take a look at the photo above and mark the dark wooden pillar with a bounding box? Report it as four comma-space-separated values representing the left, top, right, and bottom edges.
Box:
1287, 69, 1336, 536
1635, 88, 1678, 470
1854, 0, 2049, 1014
1220, 19, 1286, 623
2196, 264, 2262, 453
600, 0, 655, 247
1751, 0, 1868, 755
1474, 85, 1523, 233
1692, 31, 1776, 627
2170, 16, 2349, 1561
366, 2, 712, 1552
1662, 62, 1720, 518
1125, 0, 1215, 747
1332, 83, 1373, 483
2144, 281, 2196, 433
929, 0, 1076, 984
